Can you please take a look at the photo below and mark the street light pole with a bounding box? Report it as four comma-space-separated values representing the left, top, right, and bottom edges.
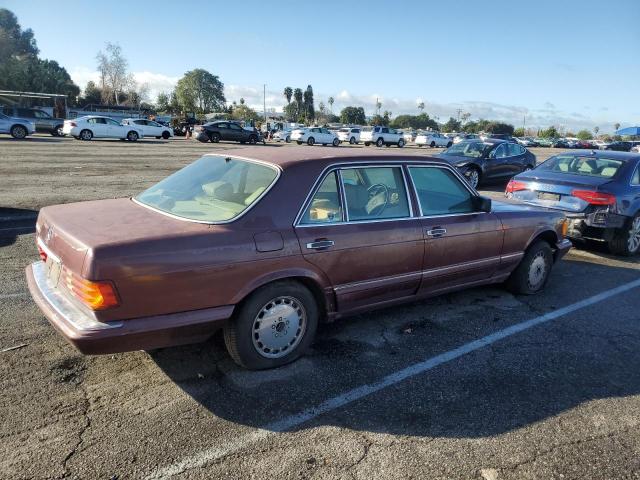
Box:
263, 84, 267, 125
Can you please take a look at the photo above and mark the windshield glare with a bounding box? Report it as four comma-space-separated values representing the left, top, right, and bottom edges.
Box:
136, 155, 279, 222
537, 155, 623, 178
442, 141, 492, 158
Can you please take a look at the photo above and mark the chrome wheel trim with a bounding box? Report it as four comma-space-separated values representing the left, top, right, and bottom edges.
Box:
527, 252, 548, 290
251, 296, 307, 359
466, 169, 479, 189
524, 166, 533, 172
13, 126, 26, 138
628, 217, 640, 253
81, 130, 92, 140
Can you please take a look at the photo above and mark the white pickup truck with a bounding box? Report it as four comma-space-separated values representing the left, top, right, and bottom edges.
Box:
360, 126, 405, 147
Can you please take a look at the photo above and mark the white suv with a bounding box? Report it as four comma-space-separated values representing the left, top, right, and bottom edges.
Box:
360, 126, 405, 147
415, 131, 452, 148
337, 127, 361, 144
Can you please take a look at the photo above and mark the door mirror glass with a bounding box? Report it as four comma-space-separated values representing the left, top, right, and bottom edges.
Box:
472, 195, 492, 212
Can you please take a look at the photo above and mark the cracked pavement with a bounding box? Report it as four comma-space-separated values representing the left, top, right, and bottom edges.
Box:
1, 137, 640, 479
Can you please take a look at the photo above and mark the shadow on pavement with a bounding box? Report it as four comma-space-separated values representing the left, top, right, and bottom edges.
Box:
0, 207, 38, 247
151, 258, 640, 439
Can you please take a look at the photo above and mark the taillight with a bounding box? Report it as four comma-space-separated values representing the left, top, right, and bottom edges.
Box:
61, 267, 119, 310
37, 244, 47, 262
505, 179, 529, 193
571, 190, 616, 205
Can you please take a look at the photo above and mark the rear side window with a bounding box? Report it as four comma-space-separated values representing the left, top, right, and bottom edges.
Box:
300, 171, 343, 224
631, 164, 640, 185
409, 167, 474, 216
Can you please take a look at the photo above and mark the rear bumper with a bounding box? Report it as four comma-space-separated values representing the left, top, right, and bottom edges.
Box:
26, 262, 233, 355
566, 212, 627, 241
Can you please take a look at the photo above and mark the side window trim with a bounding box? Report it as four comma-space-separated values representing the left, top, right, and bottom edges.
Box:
406, 164, 480, 218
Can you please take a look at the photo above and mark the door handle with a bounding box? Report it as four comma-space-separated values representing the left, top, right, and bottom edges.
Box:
426, 227, 447, 238
306, 239, 335, 250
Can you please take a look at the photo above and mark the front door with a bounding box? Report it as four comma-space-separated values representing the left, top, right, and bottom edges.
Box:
227, 123, 244, 142
485, 143, 512, 179
295, 166, 424, 313
406, 165, 504, 294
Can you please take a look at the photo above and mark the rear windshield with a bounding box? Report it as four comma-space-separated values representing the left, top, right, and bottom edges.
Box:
537, 155, 623, 178
136, 155, 279, 222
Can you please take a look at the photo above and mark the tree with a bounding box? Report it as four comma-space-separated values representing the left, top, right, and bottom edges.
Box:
576, 129, 592, 140
441, 117, 462, 133
175, 68, 225, 113
328, 96, 334, 113
283, 86, 292, 104
81, 80, 102, 105
461, 112, 471, 124
593, 126, 600, 137
156, 92, 170, 112
539, 126, 559, 138
417, 101, 425, 113
0, 9, 38, 61
230, 103, 259, 122
513, 127, 525, 137
485, 122, 515, 135
614, 122, 621, 132
375, 99, 382, 115
339, 106, 366, 125
303, 85, 315, 121
390, 113, 438, 130
96, 42, 134, 105
239, 97, 245, 105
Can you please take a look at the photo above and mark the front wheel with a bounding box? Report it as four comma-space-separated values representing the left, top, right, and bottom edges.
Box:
398, 139, 405, 148
349, 136, 356, 145
286, 136, 291, 143
307, 137, 315, 146
223, 281, 319, 369
464, 168, 481, 189
10, 125, 28, 139
376, 138, 384, 147
210, 132, 221, 143
248, 135, 257, 145
162, 131, 170, 140
332, 138, 340, 147
127, 131, 139, 141
609, 215, 640, 256
79, 129, 93, 141
297, 140, 303, 145
447, 142, 453, 148
505, 241, 553, 295
364, 142, 371, 146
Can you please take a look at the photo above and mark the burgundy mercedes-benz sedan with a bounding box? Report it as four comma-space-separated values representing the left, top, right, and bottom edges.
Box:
26, 148, 571, 369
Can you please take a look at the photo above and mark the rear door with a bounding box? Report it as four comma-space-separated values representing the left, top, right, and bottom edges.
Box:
486, 143, 511, 178
295, 165, 424, 312
407, 165, 503, 293
506, 143, 527, 176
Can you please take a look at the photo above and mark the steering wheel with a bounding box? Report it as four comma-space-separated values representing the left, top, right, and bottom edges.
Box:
366, 183, 390, 216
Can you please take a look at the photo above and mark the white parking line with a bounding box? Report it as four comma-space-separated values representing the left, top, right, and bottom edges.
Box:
148, 278, 640, 479
0, 292, 28, 299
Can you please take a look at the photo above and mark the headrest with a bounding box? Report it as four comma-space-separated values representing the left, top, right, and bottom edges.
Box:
202, 181, 234, 200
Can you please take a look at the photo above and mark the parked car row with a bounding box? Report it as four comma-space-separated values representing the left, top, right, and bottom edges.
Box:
0, 106, 65, 136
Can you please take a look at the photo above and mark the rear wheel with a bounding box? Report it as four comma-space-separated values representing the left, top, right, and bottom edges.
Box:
53, 125, 64, 137
364, 142, 371, 146
505, 241, 553, 295
349, 136, 356, 144
127, 131, 139, 141
447, 141, 453, 147
332, 138, 340, 147
10, 125, 27, 139
286, 135, 291, 143
376, 137, 384, 147
609, 214, 640, 256
398, 138, 405, 148
430, 141, 435, 147
296, 140, 303, 145
210, 132, 220, 143
248, 135, 257, 145
307, 137, 315, 146
162, 131, 170, 139
79, 129, 93, 141
223, 281, 318, 370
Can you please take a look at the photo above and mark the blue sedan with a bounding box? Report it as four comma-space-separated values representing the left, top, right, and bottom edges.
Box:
505, 150, 640, 256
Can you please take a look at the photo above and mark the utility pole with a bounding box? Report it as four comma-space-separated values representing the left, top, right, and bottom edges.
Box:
263, 84, 267, 125
456, 108, 463, 122
523, 114, 526, 134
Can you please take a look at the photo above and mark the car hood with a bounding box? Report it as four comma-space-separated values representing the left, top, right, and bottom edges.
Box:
438, 153, 481, 166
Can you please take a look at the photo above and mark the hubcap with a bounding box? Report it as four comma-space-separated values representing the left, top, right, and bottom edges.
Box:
252, 296, 307, 358
628, 217, 640, 253
528, 252, 547, 290
466, 170, 479, 188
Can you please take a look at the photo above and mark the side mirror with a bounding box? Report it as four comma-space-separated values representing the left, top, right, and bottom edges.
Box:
473, 196, 492, 212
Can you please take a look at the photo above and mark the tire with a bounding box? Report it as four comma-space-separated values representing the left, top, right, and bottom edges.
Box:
296, 141, 303, 145
524, 164, 534, 172
155, 136, 161, 139
332, 138, 340, 147
464, 167, 481, 189
10, 125, 28, 139
447, 142, 453, 148
376, 137, 384, 147
430, 141, 436, 147
364, 142, 371, 146
127, 131, 139, 141
398, 139, 405, 148
162, 131, 170, 140
505, 241, 554, 295
609, 214, 640, 256
417, 144, 423, 147
286, 136, 290, 143
248, 135, 257, 145
223, 281, 319, 370
79, 129, 93, 141
307, 137, 315, 146
52, 125, 63, 137
210, 132, 221, 143
349, 136, 356, 145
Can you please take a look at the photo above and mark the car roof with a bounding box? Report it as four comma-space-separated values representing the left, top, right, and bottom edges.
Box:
204, 146, 450, 170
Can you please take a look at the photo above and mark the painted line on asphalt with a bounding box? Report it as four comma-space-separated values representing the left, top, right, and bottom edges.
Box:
0, 292, 28, 300
148, 278, 640, 479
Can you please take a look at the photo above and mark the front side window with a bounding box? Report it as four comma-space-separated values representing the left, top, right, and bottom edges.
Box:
341, 167, 410, 221
409, 167, 474, 216
136, 156, 279, 223
300, 171, 343, 224
216, 123, 228, 129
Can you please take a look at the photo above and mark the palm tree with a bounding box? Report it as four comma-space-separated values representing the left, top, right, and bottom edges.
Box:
239, 97, 245, 105
614, 122, 621, 132
594, 126, 600, 137
375, 100, 382, 115
283, 86, 293, 104
417, 101, 425, 113
461, 112, 471, 124
328, 96, 334, 114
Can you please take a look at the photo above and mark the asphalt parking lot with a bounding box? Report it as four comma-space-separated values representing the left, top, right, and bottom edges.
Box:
1, 136, 639, 480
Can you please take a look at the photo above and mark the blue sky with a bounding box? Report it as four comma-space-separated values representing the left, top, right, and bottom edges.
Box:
4, 0, 639, 132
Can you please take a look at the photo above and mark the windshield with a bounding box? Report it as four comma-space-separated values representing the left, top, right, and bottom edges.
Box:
442, 141, 493, 158
136, 155, 279, 222
536, 155, 624, 178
